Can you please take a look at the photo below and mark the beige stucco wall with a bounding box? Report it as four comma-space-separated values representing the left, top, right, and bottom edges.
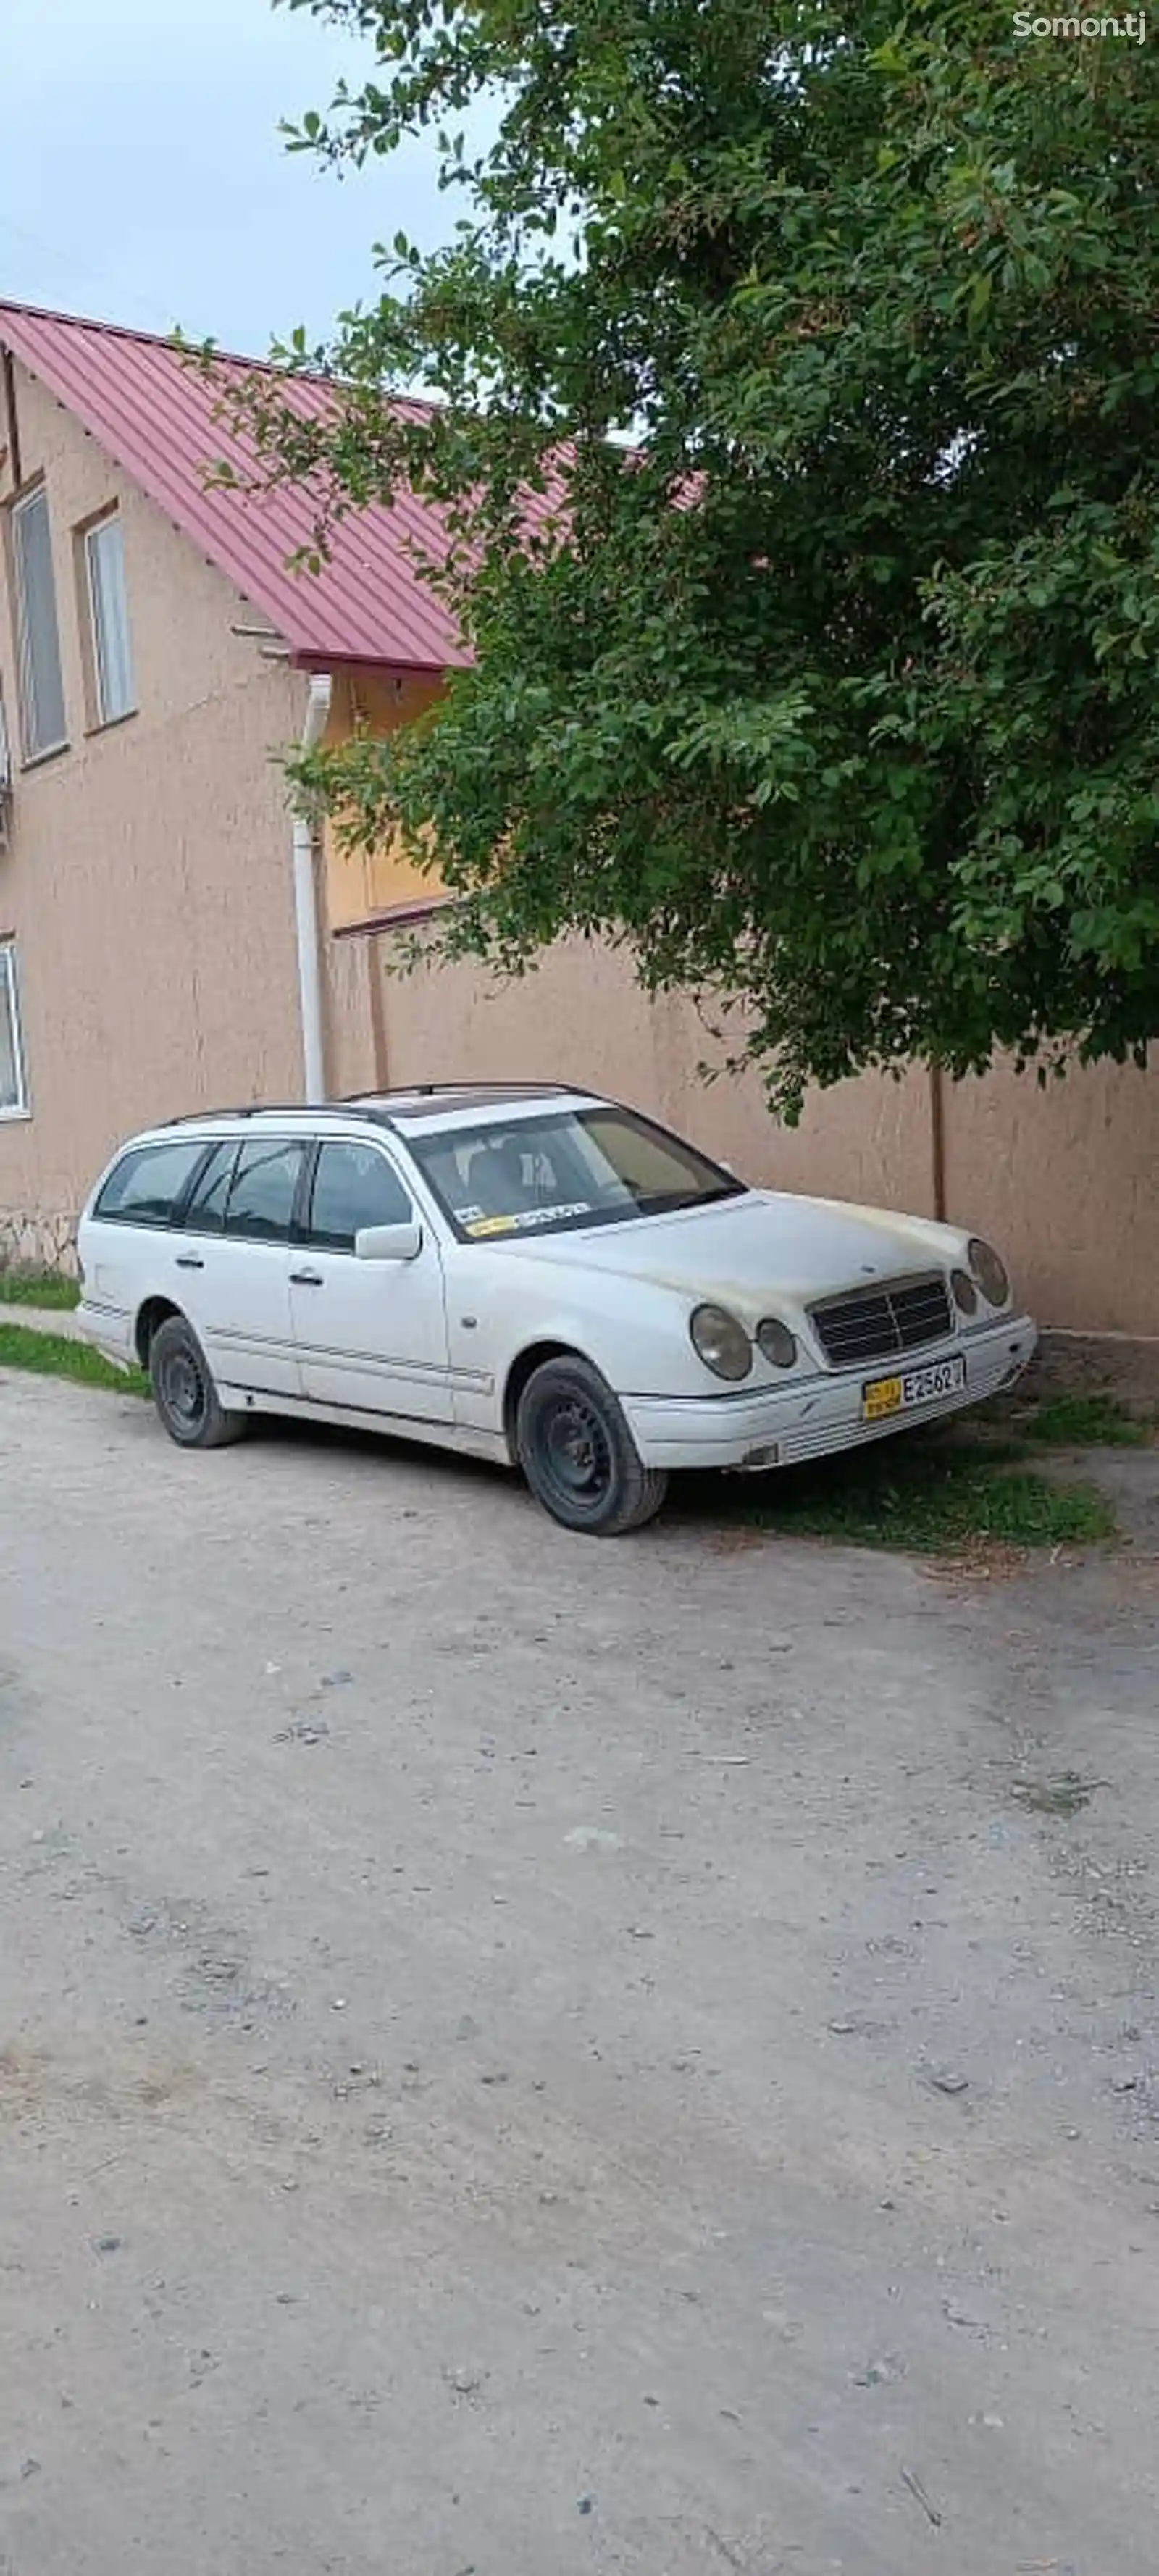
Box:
376, 930, 934, 1199
369, 934, 1158, 1338
0, 360, 309, 1260
940, 1053, 1158, 1338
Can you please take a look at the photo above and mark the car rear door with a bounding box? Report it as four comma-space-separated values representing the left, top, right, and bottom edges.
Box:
83, 1136, 220, 1339
167, 1134, 306, 1398
288, 1136, 453, 1425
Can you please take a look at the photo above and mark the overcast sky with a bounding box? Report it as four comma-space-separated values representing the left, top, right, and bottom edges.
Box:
0, 0, 454, 353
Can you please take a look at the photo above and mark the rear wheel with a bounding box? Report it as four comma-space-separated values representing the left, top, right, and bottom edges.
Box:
515, 1356, 668, 1536
149, 1314, 248, 1451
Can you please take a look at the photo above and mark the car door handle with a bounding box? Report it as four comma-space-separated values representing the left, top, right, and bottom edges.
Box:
290, 1269, 324, 1287
175, 1253, 204, 1270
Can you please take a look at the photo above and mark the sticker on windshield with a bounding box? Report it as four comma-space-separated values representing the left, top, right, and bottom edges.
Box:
515, 1201, 595, 1229
463, 1200, 596, 1238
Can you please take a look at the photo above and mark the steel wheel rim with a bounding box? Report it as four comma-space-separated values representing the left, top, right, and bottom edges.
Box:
540, 1392, 614, 1508
161, 1345, 206, 1432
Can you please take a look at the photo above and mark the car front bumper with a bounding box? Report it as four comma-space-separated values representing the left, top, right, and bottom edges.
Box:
622, 1314, 1037, 1473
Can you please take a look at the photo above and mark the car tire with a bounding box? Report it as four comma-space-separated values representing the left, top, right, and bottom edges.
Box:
149, 1314, 248, 1451
515, 1355, 669, 1536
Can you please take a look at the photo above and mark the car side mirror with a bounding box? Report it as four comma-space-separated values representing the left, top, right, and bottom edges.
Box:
355, 1220, 423, 1263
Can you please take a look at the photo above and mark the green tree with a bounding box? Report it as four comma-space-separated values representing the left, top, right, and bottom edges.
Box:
228, 0, 1158, 1112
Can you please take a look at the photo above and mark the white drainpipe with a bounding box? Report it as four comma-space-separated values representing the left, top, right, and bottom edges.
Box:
292, 673, 332, 1103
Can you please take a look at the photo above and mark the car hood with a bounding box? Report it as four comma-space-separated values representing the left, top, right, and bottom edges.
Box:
493, 1190, 963, 1313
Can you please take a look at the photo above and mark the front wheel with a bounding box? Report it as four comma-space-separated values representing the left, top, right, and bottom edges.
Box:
149, 1314, 248, 1450
515, 1356, 668, 1536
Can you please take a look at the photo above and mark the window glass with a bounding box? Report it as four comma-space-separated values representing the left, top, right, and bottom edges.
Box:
183, 1139, 238, 1234
86, 515, 136, 724
409, 1108, 743, 1242
306, 1141, 412, 1250
0, 945, 27, 1115
94, 1139, 208, 1226
223, 1139, 305, 1242
581, 1110, 717, 1201
12, 486, 67, 758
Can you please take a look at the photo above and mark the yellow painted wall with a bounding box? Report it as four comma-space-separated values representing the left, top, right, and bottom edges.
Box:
322, 666, 447, 929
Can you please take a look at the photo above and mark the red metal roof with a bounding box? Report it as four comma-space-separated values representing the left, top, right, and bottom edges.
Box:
0, 300, 474, 672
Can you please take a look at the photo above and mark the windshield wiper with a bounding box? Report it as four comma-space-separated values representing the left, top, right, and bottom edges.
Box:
634, 1183, 744, 1216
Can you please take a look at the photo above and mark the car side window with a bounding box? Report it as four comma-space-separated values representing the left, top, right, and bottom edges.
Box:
182, 1140, 240, 1235
306, 1140, 413, 1253
223, 1139, 306, 1243
94, 1139, 209, 1227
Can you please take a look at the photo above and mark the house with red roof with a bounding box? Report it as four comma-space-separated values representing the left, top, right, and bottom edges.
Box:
0, 299, 1155, 1341
0, 298, 473, 1267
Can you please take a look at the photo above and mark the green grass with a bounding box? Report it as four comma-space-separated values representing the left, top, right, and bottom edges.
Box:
0, 1322, 147, 1396
0, 1269, 81, 1310
679, 1429, 1116, 1554
1021, 1391, 1151, 1449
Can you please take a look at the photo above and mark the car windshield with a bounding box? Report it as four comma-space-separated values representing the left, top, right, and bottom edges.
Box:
407, 1105, 747, 1242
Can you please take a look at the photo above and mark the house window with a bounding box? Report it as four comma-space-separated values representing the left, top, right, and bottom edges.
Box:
10, 485, 67, 761
85, 513, 135, 725
0, 942, 28, 1117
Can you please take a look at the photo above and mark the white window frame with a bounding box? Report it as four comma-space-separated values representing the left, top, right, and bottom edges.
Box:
0, 942, 29, 1120
10, 484, 68, 763
84, 511, 136, 727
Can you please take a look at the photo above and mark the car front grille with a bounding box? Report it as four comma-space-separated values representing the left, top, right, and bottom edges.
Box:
808, 1272, 953, 1369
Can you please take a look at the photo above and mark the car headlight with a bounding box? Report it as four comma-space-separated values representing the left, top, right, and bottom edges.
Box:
690, 1304, 753, 1381
951, 1268, 978, 1318
967, 1238, 1010, 1308
756, 1316, 798, 1369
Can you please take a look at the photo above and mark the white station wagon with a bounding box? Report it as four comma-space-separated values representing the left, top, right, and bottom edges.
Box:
77, 1084, 1037, 1535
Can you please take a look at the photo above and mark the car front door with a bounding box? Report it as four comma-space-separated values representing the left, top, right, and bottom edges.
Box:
289, 1136, 453, 1425
169, 1134, 306, 1397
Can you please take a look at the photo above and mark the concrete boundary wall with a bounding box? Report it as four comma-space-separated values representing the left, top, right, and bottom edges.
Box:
373, 934, 1159, 1344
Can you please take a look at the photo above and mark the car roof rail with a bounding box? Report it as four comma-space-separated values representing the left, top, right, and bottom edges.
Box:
337, 1080, 590, 1103
156, 1083, 593, 1131
158, 1101, 389, 1128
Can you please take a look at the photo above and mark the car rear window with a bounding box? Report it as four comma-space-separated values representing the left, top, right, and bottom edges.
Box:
182, 1139, 239, 1235
223, 1139, 306, 1242
93, 1139, 210, 1227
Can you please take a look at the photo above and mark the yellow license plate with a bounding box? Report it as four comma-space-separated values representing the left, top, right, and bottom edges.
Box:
862, 1374, 903, 1422
862, 1355, 966, 1422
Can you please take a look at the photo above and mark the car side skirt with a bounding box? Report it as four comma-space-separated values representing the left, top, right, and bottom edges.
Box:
217, 1381, 511, 1466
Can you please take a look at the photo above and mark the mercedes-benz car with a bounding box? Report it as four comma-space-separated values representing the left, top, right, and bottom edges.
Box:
76, 1083, 1037, 1534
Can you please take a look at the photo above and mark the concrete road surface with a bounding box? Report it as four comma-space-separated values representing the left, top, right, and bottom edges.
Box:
1, 1370, 1157, 2576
